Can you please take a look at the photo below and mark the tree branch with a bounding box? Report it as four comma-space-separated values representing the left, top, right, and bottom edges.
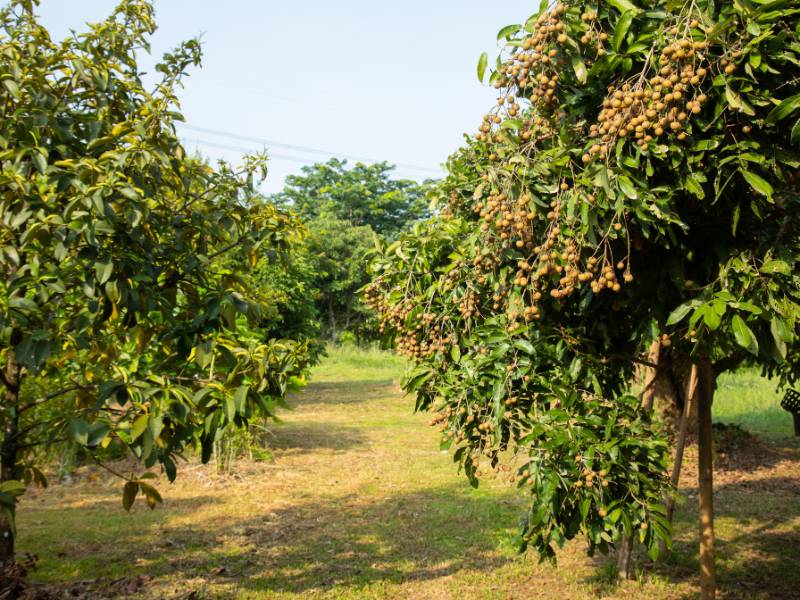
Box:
18, 385, 81, 414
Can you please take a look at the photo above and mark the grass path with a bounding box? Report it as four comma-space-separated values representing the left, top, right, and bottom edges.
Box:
19, 348, 800, 599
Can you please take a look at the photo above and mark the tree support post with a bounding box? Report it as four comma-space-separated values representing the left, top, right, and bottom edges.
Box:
697, 359, 716, 600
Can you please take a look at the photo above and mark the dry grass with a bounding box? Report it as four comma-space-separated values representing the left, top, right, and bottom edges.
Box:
18, 347, 800, 599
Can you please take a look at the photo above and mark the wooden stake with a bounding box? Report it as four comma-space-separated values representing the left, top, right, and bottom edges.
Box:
666, 364, 699, 523
697, 359, 716, 600
642, 340, 662, 412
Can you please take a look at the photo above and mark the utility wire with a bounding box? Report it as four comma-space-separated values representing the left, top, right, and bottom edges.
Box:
177, 123, 443, 175
181, 137, 318, 165
180, 137, 437, 181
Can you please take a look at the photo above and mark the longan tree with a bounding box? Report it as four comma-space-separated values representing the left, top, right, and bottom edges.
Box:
366, 1, 800, 597
0, 0, 313, 561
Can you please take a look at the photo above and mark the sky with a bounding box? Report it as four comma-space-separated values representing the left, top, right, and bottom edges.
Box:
36, 0, 535, 193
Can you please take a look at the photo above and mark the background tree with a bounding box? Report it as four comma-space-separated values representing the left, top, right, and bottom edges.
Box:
304, 214, 376, 341
366, 1, 800, 597
273, 158, 431, 239
272, 159, 433, 341
0, 0, 314, 561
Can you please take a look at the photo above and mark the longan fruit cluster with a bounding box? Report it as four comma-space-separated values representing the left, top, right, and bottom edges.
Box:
365, 284, 457, 359
587, 37, 717, 156
578, 9, 607, 54
478, 3, 572, 142
474, 191, 536, 248
573, 454, 611, 490
458, 290, 480, 319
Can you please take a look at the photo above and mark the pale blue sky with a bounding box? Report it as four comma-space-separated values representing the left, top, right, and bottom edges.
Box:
36, 1, 535, 192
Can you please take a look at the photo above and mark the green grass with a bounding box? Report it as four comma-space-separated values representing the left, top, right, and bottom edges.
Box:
17, 347, 800, 599
714, 369, 795, 437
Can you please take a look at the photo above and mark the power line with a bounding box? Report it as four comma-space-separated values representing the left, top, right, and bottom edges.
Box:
180, 137, 437, 182
176, 123, 443, 175
181, 137, 318, 165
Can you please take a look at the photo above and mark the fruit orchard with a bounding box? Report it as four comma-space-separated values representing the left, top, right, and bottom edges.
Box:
366, 0, 800, 597
0, 0, 798, 598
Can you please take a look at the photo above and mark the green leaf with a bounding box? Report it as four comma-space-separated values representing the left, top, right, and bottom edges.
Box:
233, 384, 249, 412
0, 481, 25, 497
684, 174, 705, 199
2, 79, 20, 100
32, 152, 47, 175
497, 24, 521, 41
68, 419, 90, 446
725, 85, 755, 115
603, 0, 642, 14
138, 482, 163, 509
571, 54, 588, 84
791, 119, 800, 146
741, 169, 774, 200
105, 280, 120, 303
450, 344, 461, 363
195, 340, 213, 368
731, 314, 758, 355
130, 414, 149, 441
702, 306, 721, 330
477, 52, 489, 83
225, 394, 236, 422
761, 259, 791, 275
612, 11, 634, 52
666, 302, 693, 326
765, 93, 800, 123
771, 316, 794, 343
86, 422, 109, 448
95, 259, 113, 284
122, 481, 139, 511
617, 175, 638, 199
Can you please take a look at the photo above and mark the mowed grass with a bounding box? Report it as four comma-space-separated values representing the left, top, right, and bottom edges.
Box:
18, 347, 800, 599
715, 369, 795, 437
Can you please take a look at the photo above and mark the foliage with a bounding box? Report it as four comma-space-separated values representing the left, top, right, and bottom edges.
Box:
270, 159, 434, 342
0, 0, 314, 541
366, 0, 800, 562
304, 214, 377, 341
242, 217, 323, 354
272, 158, 431, 239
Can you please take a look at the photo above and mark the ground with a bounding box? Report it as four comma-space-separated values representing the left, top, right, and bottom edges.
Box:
18, 347, 800, 599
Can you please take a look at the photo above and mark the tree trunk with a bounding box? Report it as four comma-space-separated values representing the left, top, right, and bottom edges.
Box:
696, 359, 716, 600
0, 348, 21, 563
327, 301, 337, 342
793, 412, 800, 437
616, 534, 634, 580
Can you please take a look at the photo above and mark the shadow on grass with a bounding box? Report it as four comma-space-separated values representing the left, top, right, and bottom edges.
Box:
32, 484, 520, 596
290, 379, 402, 407
268, 421, 369, 454
599, 476, 800, 600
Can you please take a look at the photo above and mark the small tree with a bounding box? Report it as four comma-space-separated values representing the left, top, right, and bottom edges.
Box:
367, 1, 800, 597
0, 0, 313, 561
